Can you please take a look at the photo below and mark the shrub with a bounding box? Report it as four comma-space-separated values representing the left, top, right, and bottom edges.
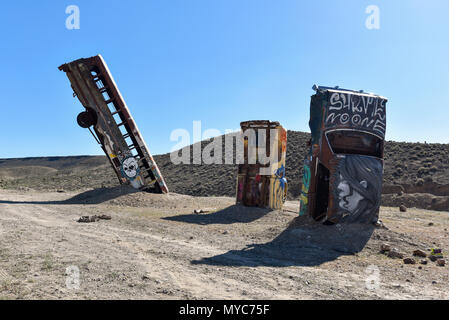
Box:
418, 167, 429, 176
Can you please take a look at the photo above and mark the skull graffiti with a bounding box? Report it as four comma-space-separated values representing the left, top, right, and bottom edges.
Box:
121, 156, 140, 180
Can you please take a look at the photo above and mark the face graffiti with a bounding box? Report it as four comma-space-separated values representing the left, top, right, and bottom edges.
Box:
337, 176, 368, 213
335, 155, 382, 223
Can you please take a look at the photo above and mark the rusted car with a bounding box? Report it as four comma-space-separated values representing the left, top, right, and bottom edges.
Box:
59, 55, 168, 193
236, 120, 288, 210
299, 85, 387, 224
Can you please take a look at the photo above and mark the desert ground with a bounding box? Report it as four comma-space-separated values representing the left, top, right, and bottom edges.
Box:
0, 130, 448, 299
0, 185, 448, 300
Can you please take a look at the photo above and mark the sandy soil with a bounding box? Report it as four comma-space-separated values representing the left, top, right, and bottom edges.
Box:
0, 186, 448, 300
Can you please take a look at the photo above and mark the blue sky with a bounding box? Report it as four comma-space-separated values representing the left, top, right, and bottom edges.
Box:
0, 0, 448, 158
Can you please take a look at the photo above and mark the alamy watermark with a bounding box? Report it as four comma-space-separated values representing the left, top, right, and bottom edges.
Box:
66, 5, 80, 30
169, 121, 283, 175
365, 264, 380, 290
65, 265, 80, 290
365, 5, 380, 30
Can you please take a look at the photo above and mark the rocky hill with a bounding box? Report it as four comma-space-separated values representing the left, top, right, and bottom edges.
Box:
1, 131, 448, 210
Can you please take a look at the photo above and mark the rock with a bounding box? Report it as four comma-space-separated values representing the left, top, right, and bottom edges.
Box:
380, 243, 391, 253
77, 216, 91, 223
428, 222, 434, 226
387, 248, 404, 259
420, 259, 428, 265
399, 204, 407, 212
436, 260, 446, 267
429, 248, 443, 262
374, 220, 387, 229
403, 258, 416, 264
77, 215, 100, 223
413, 250, 427, 258
98, 214, 112, 220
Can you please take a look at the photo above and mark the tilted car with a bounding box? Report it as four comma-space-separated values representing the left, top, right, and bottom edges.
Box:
59, 55, 168, 193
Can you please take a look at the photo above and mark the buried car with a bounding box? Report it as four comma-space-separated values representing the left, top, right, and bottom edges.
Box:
299, 85, 387, 224
236, 120, 288, 210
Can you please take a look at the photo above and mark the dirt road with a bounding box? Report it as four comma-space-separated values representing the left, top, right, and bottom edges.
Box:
0, 187, 448, 299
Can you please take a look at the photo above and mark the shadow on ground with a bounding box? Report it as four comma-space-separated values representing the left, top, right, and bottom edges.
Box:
0, 185, 137, 205
192, 215, 375, 267
163, 205, 271, 225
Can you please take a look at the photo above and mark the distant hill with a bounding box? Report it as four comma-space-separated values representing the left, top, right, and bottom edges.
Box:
1, 131, 449, 210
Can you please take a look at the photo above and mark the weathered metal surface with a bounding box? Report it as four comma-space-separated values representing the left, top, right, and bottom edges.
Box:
236, 120, 287, 209
300, 85, 387, 224
59, 55, 168, 193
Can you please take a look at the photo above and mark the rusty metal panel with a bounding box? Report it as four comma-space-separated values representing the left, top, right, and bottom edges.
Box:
236, 120, 287, 210
300, 85, 387, 224
59, 55, 168, 193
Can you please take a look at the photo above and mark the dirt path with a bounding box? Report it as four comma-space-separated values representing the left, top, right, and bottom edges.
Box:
0, 188, 448, 299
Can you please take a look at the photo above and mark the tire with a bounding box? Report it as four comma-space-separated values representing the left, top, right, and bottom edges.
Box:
76, 108, 97, 128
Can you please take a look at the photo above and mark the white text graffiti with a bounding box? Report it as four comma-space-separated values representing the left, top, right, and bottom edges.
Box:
326, 92, 386, 136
